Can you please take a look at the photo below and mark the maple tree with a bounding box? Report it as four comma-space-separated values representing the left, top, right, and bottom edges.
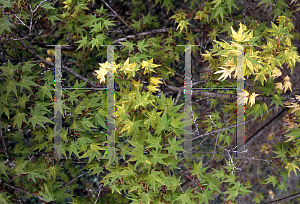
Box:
1, 0, 300, 203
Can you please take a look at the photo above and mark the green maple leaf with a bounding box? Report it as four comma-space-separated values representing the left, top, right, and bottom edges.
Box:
149, 150, 168, 165
265, 175, 278, 187
137, 39, 150, 53
39, 184, 55, 202
0, 161, 9, 178
133, 90, 154, 110
13, 94, 30, 109
28, 107, 54, 130
80, 117, 96, 131
66, 141, 80, 158
13, 159, 28, 176
26, 169, 46, 183
0, 192, 10, 204
102, 19, 116, 30
80, 146, 103, 163
130, 19, 142, 32
165, 137, 185, 156
0, 18, 12, 34
145, 133, 162, 152
154, 111, 171, 134
196, 188, 214, 204
12, 110, 28, 130
191, 159, 209, 179
225, 0, 238, 13
37, 81, 53, 101
270, 94, 285, 111
83, 161, 103, 177
89, 34, 107, 50
176, 19, 190, 33
276, 180, 287, 193
48, 165, 63, 181
120, 41, 135, 53
75, 35, 89, 51
146, 170, 165, 191
174, 188, 195, 204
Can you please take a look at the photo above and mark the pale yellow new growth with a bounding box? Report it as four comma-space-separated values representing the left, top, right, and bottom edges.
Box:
150, 77, 163, 86
214, 67, 232, 81
147, 85, 160, 93
284, 101, 300, 113
275, 82, 283, 90
249, 92, 259, 107
283, 76, 292, 93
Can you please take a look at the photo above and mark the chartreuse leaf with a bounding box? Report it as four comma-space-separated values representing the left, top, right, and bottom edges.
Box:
196, 188, 214, 204
0, 161, 10, 178
48, 165, 63, 181
265, 175, 278, 187
285, 161, 300, 176
165, 137, 185, 156
0, 192, 11, 204
83, 161, 103, 177
145, 132, 162, 152
270, 94, 285, 111
149, 150, 168, 165
174, 188, 195, 204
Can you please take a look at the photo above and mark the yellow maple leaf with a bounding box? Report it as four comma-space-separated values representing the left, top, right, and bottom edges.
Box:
150, 77, 163, 86
94, 69, 107, 84
46, 57, 52, 62
285, 101, 300, 113
285, 162, 300, 176
283, 76, 292, 93
141, 58, 160, 75
271, 68, 282, 79
230, 23, 251, 42
214, 67, 232, 81
248, 92, 259, 107
274, 82, 283, 90
132, 79, 143, 88
147, 85, 160, 93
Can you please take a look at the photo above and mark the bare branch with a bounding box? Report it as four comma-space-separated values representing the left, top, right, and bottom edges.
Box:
62, 171, 89, 188
267, 192, 300, 204
1, 182, 44, 201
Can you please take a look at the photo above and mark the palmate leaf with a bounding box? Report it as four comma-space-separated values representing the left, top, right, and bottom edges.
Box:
285, 161, 300, 176
0, 192, 11, 204
154, 111, 171, 134
12, 110, 28, 130
145, 133, 162, 152
121, 119, 143, 136
26, 168, 46, 183
174, 188, 195, 204
28, 106, 54, 130
165, 137, 185, 156
0, 161, 10, 178
48, 165, 63, 181
18, 75, 38, 93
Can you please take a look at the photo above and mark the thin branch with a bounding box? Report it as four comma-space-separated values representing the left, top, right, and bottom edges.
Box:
93, 184, 104, 204
1, 182, 44, 201
267, 192, 300, 204
244, 107, 288, 147
102, 0, 142, 40
112, 27, 204, 44
62, 171, 89, 188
